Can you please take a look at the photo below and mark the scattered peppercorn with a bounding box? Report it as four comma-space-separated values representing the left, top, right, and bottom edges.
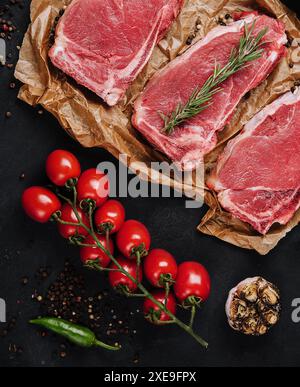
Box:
186, 35, 195, 45
49, 9, 64, 47
30, 260, 137, 359
133, 353, 140, 364
218, 18, 226, 26
21, 276, 28, 285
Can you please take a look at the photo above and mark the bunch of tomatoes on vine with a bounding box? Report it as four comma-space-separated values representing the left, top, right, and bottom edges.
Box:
22, 150, 211, 348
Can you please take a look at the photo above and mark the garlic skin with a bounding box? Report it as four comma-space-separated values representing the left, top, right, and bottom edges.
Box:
225, 277, 280, 336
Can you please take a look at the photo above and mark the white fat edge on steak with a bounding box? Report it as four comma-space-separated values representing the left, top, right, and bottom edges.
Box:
218, 187, 300, 224
219, 193, 300, 234
106, 8, 168, 105
50, 0, 181, 106
50, 9, 125, 105
50, 13, 119, 100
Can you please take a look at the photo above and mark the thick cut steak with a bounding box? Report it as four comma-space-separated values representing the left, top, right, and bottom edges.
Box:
132, 13, 286, 170
207, 88, 300, 234
49, 0, 183, 106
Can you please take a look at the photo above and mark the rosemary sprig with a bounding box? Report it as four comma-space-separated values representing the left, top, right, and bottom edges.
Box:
160, 22, 268, 135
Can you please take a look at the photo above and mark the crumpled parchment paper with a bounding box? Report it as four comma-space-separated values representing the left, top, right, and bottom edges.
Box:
15, 0, 300, 255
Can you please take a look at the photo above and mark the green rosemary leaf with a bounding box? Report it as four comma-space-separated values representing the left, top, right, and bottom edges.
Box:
161, 21, 268, 135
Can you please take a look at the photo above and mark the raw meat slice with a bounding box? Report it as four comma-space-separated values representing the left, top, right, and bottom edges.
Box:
132, 13, 287, 171
218, 189, 300, 235
49, 0, 183, 106
208, 88, 300, 234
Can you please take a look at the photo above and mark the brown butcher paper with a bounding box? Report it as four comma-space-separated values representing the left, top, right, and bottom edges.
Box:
15, 0, 300, 255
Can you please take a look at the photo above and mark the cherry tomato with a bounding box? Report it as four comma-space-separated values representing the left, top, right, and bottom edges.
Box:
174, 262, 211, 304
116, 220, 151, 259
80, 234, 114, 268
94, 200, 125, 234
46, 149, 81, 186
144, 249, 177, 287
22, 186, 61, 223
143, 290, 176, 324
77, 168, 109, 207
57, 203, 89, 239
108, 257, 142, 292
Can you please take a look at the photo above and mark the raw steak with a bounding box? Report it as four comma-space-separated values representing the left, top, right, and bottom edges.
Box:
207, 88, 300, 234
49, 0, 183, 106
132, 13, 287, 171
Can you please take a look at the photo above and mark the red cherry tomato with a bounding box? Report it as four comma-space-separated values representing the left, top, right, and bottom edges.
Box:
57, 203, 89, 239
22, 186, 61, 223
94, 200, 125, 234
77, 168, 109, 207
108, 257, 142, 293
143, 290, 176, 324
116, 220, 151, 259
80, 234, 114, 268
46, 150, 81, 186
174, 262, 211, 304
144, 249, 177, 287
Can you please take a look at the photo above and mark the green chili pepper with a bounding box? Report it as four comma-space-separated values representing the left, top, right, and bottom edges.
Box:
30, 317, 120, 351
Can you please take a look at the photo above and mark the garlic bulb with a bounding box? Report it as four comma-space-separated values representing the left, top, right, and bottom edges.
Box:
225, 277, 280, 336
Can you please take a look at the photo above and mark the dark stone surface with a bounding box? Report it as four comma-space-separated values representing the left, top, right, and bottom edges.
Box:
0, 0, 299, 367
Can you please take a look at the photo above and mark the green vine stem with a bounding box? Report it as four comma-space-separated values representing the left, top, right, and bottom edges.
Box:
164, 281, 170, 307
135, 250, 141, 284
189, 305, 196, 329
85, 261, 120, 273
55, 189, 208, 349
105, 229, 111, 253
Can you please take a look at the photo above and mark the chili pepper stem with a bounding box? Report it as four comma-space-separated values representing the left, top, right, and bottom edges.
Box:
55, 186, 208, 349
94, 340, 121, 351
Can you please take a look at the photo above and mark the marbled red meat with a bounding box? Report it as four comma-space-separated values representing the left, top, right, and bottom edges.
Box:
132, 13, 287, 170
49, 0, 183, 106
208, 88, 300, 234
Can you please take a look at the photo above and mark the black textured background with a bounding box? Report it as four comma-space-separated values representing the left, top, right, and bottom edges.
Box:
0, 0, 300, 367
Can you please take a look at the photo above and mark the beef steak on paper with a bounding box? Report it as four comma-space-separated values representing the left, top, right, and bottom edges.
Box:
49, 0, 183, 107
132, 13, 286, 171
207, 88, 300, 235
